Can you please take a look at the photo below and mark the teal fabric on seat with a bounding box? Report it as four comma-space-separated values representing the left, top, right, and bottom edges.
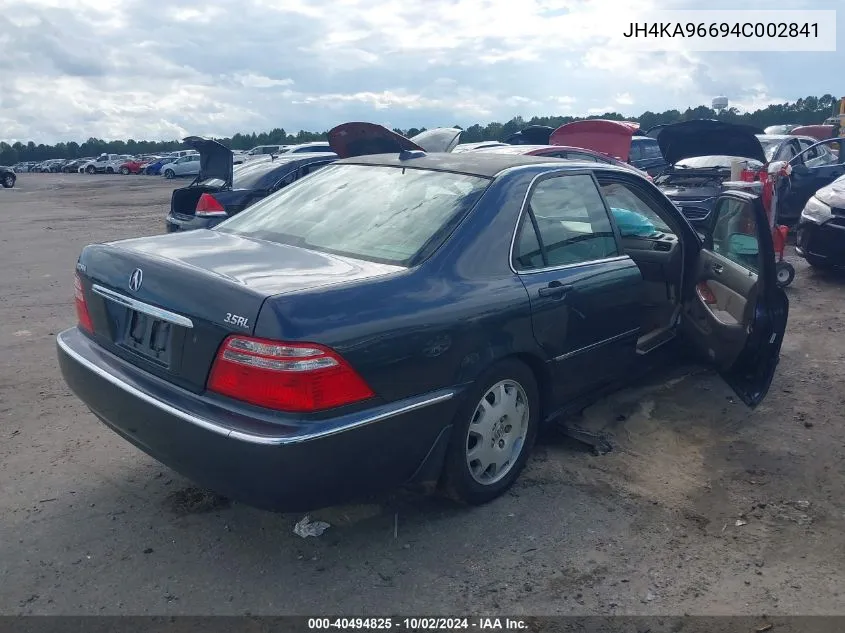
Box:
611, 207, 656, 237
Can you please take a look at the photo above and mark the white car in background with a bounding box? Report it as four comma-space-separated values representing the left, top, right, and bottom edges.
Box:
79, 154, 134, 174
160, 154, 202, 179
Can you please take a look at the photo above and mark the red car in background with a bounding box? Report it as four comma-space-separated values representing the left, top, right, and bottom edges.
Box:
472, 143, 654, 180
118, 159, 146, 175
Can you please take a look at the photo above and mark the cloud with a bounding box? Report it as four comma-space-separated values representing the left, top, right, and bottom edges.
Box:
0, 0, 840, 144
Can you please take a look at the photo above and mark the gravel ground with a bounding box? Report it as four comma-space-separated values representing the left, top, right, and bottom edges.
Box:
1, 173, 843, 616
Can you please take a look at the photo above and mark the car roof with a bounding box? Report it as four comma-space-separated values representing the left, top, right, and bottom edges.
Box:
338, 151, 606, 178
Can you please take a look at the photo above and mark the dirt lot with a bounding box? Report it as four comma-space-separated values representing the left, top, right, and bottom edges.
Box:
1, 173, 844, 616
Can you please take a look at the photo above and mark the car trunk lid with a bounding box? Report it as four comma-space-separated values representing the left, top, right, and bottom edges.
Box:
549, 119, 636, 161
77, 230, 402, 392
408, 127, 463, 153
183, 135, 234, 187
328, 122, 424, 158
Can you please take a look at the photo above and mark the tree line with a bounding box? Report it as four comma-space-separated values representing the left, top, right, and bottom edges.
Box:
1, 94, 840, 166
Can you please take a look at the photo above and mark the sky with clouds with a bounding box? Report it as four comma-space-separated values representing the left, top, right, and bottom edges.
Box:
0, 0, 841, 144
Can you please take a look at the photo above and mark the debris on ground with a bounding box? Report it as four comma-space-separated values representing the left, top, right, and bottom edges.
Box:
163, 487, 230, 515
735, 519, 748, 527
294, 515, 331, 538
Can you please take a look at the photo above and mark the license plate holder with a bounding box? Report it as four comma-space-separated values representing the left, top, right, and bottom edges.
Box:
121, 310, 173, 366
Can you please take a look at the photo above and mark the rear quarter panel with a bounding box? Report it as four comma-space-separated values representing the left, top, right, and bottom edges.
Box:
253, 167, 549, 404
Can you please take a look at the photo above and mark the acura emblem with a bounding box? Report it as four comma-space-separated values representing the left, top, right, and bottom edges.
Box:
128, 268, 143, 292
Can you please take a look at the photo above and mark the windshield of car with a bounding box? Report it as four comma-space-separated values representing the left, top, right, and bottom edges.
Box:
216, 164, 491, 266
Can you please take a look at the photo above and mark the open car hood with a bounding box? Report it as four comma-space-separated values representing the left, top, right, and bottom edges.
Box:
549, 119, 636, 161
502, 125, 555, 145
183, 136, 233, 186
653, 120, 766, 164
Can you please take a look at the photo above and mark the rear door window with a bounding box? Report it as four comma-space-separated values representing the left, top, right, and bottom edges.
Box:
513, 174, 618, 269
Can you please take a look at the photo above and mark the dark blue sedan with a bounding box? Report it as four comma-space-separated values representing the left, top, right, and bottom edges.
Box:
57, 151, 788, 511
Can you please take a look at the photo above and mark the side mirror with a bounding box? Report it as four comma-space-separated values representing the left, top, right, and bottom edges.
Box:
727, 233, 759, 256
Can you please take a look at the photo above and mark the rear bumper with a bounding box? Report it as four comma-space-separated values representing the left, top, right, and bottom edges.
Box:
795, 219, 845, 267
57, 327, 458, 511
165, 213, 225, 233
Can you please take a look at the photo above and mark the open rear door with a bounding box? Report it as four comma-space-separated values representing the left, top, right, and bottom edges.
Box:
681, 191, 789, 406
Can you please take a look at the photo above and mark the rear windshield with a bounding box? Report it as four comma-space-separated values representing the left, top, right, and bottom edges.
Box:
216, 164, 490, 266
199, 159, 284, 189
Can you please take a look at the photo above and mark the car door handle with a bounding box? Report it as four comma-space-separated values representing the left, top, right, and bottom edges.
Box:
712, 263, 724, 274
538, 282, 573, 298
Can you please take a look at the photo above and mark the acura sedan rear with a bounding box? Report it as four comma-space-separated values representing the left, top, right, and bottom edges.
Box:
58, 152, 787, 512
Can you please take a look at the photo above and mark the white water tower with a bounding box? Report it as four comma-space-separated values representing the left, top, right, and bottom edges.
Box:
712, 96, 729, 113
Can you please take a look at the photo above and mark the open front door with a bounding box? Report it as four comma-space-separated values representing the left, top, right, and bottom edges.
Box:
681, 192, 789, 406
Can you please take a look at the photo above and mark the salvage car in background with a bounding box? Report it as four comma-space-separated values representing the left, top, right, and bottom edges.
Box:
775, 138, 845, 226
1, 165, 15, 188
795, 174, 845, 270
161, 154, 201, 179
58, 148, 788, 512
143, 156, 174, 175
118, 158, 148, 175
549, 120, 668, 176
80, 154, 132, 174
471, 143, 653, 179
166, 137, 337, 232
650, 120, 766, 223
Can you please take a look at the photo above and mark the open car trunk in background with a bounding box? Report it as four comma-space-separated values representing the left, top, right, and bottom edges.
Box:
408, 128, 462, 153
327, 123, 462, 158
328, 123, 424, 158
77, 231, 401, 393
502, 125, 554, 145
170, 136, 234, 216
549, 119, 635, 161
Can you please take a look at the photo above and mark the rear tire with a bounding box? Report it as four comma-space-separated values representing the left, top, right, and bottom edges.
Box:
440, 359, 539, 505
106, 167, 114, 174
86, 165, 95, 174
2, 174, 15, 188
164, 169, 175, 179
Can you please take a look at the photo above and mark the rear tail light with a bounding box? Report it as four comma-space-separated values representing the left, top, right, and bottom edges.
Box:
74, 273, 94, 332
195, 193, 227, 217
207, 336, 375, 412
